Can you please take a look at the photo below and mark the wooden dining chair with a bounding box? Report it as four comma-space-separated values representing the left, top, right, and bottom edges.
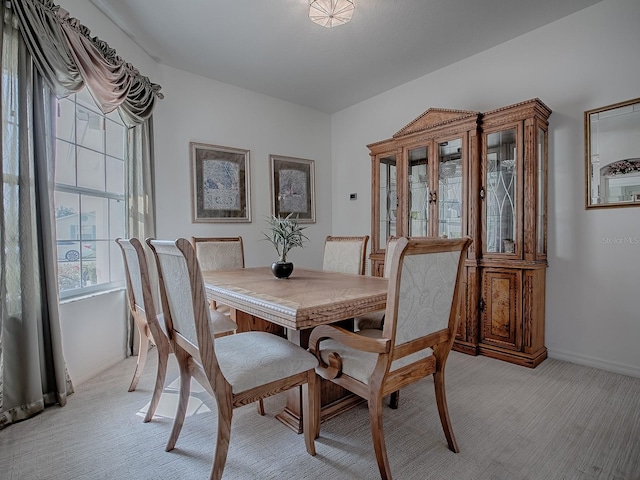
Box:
147, 238, 318, 480
116, 237, 171, 422
191, 235, 267, 414
322, 235, 369, 275
116, 238, 237, 423
192, 236, 244, 315
309, 236, 472, 480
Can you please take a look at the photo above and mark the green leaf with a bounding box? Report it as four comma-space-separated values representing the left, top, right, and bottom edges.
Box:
261, 213, 309, 262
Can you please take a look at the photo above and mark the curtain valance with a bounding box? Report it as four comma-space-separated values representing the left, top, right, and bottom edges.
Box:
10, 0, 162, 126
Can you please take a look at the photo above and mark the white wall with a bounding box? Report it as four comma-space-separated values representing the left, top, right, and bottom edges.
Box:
59, 290, 127, 385
331, 0, 640, 377
152, 66, 333, 269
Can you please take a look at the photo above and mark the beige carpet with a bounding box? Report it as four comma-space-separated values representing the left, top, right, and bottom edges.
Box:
1, 350, 638, 479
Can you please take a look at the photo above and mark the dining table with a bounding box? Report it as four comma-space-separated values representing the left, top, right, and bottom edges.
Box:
202, 266, 388, 433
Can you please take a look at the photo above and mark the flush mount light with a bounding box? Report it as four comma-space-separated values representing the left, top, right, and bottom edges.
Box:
309, 0, 355, 28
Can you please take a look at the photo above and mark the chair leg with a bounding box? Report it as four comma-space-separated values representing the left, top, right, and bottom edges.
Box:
128, 330, 150, 392
166, 350, 192, 452
389, 390, 400, 409
314, 372, 322, 440
210, 398, 233, 480
256, 399, 265, 415
369, 392, 393, 480
433, 370, 459, 453
302, 371, 317, 456
144, 342, 170, 423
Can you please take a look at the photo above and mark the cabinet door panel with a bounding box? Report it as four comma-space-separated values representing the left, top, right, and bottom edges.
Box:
379, 154, 397, 246
407, 146, 429, 237
482, 126, 522, 257
481, 269, 521, 350
438, 138, 464, 238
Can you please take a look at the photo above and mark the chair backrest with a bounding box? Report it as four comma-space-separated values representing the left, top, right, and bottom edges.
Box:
115, 238, 166, 341
147, 238, 214, 362
192, 237, 244, 271
322, 235, 369, 275
382, 236, 400, 279
384, 237, 471, 350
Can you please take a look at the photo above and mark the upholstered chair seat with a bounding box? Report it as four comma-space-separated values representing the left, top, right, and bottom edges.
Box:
208, 312, 238, 337
353, 310, 386, 331
214, 331, 318, 393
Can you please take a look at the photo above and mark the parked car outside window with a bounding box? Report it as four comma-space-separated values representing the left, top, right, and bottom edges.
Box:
56, 240, 96, 262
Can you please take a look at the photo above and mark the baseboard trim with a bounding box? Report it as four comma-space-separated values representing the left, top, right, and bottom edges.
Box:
72, 356, 125, 386
547, 348, 640, 378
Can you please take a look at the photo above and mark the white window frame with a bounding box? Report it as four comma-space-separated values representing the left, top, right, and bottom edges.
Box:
54, 90, 127, 299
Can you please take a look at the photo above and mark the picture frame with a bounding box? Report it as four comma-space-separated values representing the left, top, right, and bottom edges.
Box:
190, 142, 251, 222
269, 155, 316, 223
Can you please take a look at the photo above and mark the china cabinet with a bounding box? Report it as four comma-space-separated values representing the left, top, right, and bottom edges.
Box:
368, 108, 481, 273
368, 99, 551, 367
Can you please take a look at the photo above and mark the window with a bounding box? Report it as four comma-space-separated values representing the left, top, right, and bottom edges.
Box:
54, 89, 126, 298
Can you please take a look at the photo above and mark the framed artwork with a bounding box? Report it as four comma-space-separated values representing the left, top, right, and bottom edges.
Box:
190, 142, 251, 222
269, 155, 316, 223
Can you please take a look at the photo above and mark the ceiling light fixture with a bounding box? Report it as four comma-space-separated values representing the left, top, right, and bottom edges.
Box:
309, 0, 355, 28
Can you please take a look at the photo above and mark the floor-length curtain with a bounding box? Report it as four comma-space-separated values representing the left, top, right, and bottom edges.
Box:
0, 2, 72, 429
1, 0, 161, 428
126, 119, 157, 355
128, 120, 156, 242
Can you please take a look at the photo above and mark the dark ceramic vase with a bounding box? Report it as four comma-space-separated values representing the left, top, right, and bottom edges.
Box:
271, 261, 294, 279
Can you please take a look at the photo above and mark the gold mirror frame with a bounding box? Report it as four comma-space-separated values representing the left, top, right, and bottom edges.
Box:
585, 97, 640, 209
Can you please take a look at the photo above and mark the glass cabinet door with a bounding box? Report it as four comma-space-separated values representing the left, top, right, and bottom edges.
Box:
379, 154, 396, 249
438, 138, 463, 238
407, 146, 429, 237
485, 128, 517, 254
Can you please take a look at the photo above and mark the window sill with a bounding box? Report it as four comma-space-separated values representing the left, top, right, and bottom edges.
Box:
59, 287, 125, 305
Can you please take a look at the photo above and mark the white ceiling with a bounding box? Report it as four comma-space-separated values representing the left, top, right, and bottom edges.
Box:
89, 0, 601, 114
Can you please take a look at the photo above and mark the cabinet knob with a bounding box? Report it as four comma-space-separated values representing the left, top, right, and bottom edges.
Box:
479, 187, 485, 199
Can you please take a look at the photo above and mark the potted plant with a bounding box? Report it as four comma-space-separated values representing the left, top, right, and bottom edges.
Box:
262, 213, 309, 278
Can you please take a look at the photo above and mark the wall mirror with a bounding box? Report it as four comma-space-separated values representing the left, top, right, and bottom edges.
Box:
585, 97, 640, 209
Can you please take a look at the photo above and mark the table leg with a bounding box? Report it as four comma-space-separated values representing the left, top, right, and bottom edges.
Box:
232, 309, 286, 337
